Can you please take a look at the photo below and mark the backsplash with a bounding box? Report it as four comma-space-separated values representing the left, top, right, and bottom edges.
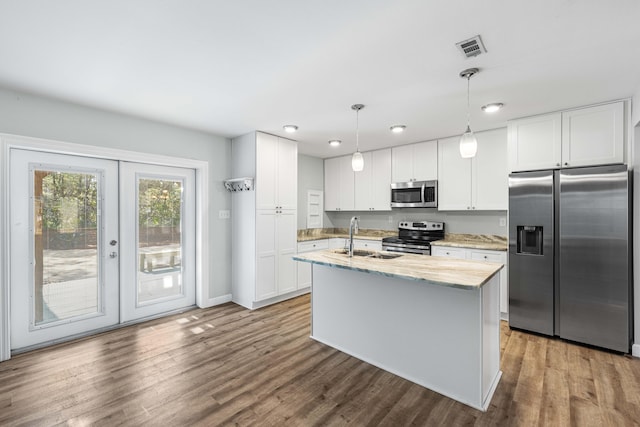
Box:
323, 209, 507, 236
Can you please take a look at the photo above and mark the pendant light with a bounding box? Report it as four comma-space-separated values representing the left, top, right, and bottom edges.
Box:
351, 104, 365, 172
459, 68, 479, 158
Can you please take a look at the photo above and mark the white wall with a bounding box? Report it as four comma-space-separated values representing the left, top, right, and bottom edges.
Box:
297, 154, 331, 229
0, 86, 232, 299
326, 210, 507, 235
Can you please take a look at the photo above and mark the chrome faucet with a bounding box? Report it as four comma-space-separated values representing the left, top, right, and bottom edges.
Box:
348, 216, 360, 257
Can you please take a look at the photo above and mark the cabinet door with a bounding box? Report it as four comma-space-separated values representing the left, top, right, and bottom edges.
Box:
338, 155, 355, 210
371, 149, 392, 211
508, 113, 562, 172
296, 239, 329, 289
391, 144, 414, 182
473, 128, 508, 210
413, 141, 438, 181
353, 239, 382, 251
469, 250, 508, 315
277, 138, 298, 210
277, 210, 297, 295
256, 210, 277, 301
324, 157, 340, 211
561, 102, 624, 168
431, 246, 466, 259
256, 133, 279, 210
354, 151, 373, 211
437, 136, 472, 210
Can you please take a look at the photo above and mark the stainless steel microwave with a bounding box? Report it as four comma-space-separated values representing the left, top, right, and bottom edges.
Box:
390, 180, 438, 208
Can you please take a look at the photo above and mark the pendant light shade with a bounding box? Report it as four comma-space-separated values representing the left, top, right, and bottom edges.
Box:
459, 68, 479, 158
351, 104, 365, 172
459, 125, 478, 158
352, 151, 364, 171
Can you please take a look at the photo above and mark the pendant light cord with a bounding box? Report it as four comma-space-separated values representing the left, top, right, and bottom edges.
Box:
466, 75, 471, 128
356, 108, 360, 152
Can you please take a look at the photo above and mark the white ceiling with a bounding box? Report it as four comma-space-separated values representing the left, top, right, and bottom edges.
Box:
0, 1, 639, 158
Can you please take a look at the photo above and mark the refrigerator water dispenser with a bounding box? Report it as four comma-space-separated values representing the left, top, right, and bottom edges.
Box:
517, 226, 543, 255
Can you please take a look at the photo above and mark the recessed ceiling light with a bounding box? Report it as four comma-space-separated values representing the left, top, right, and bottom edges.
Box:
283, 125, 298, 133
390, 125, 406, 133
328, 140, 341, 147
481, 103, 504, 113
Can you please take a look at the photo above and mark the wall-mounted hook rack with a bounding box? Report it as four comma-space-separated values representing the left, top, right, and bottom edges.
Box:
224, 177, 254, 192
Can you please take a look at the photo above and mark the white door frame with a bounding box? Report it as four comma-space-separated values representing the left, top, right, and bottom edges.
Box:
0, 133, 210, 362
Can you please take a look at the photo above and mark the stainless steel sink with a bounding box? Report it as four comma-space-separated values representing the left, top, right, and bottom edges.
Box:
332, 249, 403, 259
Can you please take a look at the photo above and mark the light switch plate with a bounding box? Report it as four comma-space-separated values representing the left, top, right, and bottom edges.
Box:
219, 210, 230, 219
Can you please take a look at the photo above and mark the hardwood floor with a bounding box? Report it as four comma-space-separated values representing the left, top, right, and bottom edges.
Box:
2, 294, 640, 426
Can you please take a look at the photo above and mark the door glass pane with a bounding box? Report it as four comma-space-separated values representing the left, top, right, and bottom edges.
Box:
137, 178, 183, 304
34, 170, 100, 326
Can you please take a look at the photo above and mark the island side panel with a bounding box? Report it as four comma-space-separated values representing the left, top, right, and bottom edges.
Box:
311, 264, 488, 410
481, 274, 502, 409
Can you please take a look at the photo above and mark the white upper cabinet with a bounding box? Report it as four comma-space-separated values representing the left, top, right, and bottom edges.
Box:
324, 155, 354, 211
561, 102, 624, 168
355, 149, 392, 211
508, 113, 562, 172
437, 136, 472, 210
256, 132, 298, 210
391, 140, 437, 182
509, 101, 625, 172
473, 128, 508, 210
438, 128, 508, 211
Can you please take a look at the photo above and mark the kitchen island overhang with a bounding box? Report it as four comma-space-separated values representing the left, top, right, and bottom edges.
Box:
293, 250, 504, 411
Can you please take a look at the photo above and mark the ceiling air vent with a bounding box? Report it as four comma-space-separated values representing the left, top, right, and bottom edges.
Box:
456, 35, 487, 59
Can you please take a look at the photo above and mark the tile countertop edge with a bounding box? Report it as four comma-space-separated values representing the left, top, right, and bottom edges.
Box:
293, 252, 503, 290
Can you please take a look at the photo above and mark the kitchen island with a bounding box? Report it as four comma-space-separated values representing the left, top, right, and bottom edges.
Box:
293, 249, 504, 411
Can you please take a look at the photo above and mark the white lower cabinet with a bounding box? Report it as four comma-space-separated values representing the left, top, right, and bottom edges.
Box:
432, 246, 508, 316
297, 239, 329, 289
329, 238, 347, 249
256, 210, 298, 301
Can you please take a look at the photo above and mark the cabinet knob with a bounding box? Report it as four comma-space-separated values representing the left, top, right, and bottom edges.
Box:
556, 163, 561, 167
564, 162, 569, 166
472, 206, 476, 210
467, 207, 470, 210
484, 256, 488, 259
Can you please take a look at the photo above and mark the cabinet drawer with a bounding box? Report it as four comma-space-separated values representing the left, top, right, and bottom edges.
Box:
469, 251, 503, 263
297, 239, 329, 253
432, 247, 466, 259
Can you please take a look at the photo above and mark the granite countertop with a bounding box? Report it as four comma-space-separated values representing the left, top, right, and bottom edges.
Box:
297, 228, 396, 242
293, 249, 503, 290
431, 234, 508, 251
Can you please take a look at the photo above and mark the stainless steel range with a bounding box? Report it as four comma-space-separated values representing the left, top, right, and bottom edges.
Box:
382, 221, 445, 255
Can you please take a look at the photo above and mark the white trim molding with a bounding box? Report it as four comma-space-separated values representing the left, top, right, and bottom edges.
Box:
0, 133, 210, 361
205, 294, 233, 307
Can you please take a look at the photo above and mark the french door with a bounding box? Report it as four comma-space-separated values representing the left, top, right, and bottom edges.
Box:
119, 162, 195, 322
10, 150, 196, 350
10, 150, 120, 349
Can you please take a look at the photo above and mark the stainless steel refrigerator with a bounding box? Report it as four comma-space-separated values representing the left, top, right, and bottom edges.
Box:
508, 165, 631, 353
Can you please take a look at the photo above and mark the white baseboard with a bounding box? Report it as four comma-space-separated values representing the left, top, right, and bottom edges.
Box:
632, 343, 640, 358
201, 293, 232, 308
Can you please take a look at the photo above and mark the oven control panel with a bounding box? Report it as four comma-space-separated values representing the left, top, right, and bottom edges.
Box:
398, 221, 444, 231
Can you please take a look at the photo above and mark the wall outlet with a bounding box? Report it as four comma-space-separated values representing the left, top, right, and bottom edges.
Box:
219, 210, 231, 219
499, 217, 506, 227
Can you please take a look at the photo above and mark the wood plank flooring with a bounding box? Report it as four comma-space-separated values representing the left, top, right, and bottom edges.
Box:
2, 294, 640, 426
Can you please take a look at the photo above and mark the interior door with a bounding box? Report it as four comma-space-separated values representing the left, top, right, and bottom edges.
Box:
10, 149, 119, 350
119, 162, 195, 322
